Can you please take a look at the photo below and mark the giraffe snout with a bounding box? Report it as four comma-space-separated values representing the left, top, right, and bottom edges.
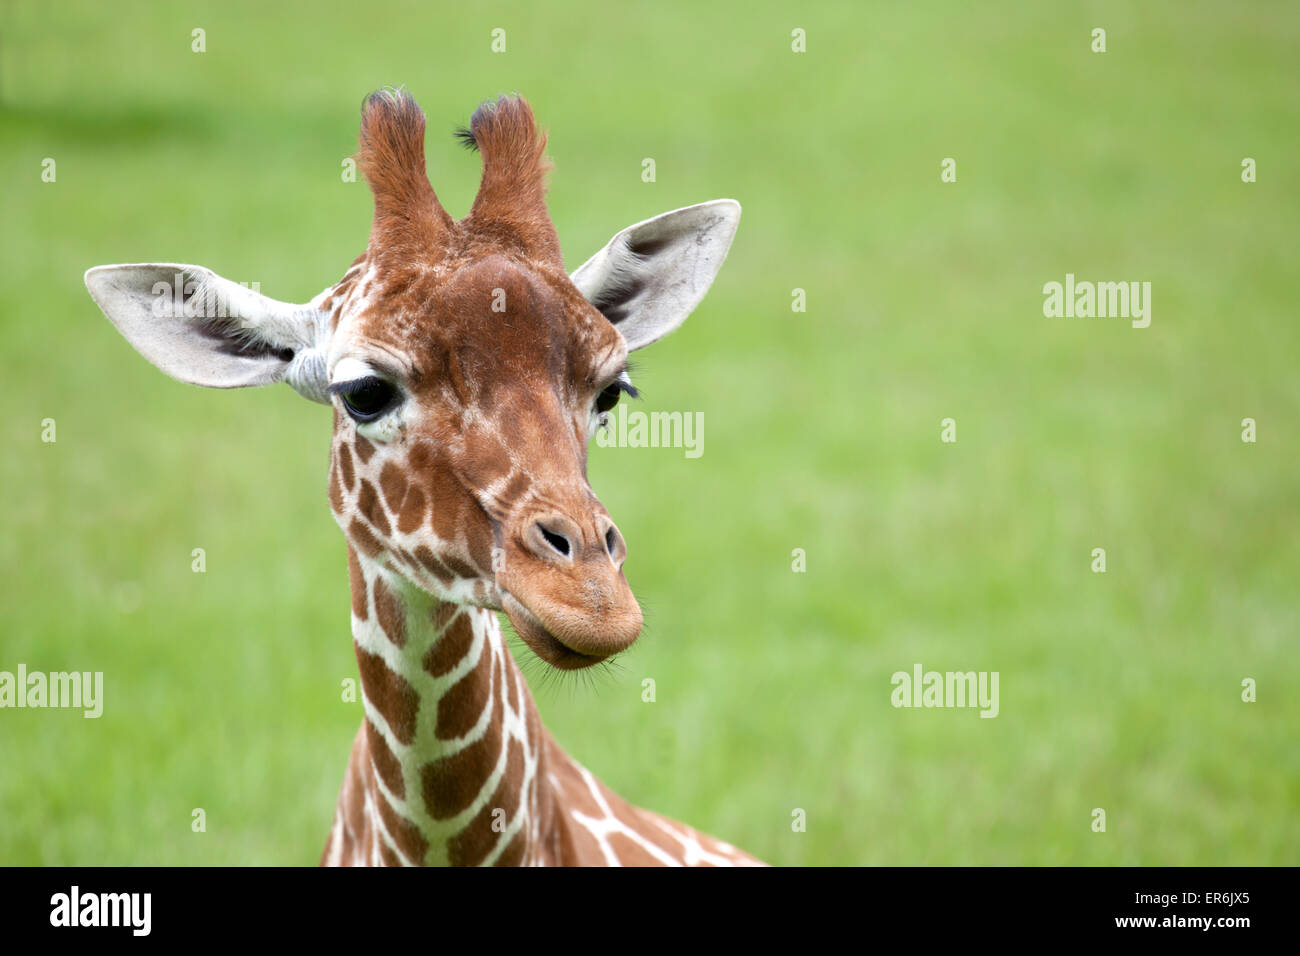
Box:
499, 508, 641, 669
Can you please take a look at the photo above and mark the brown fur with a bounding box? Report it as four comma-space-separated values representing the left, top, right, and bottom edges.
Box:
357, 90, 455, 256
461, 96, 561, 263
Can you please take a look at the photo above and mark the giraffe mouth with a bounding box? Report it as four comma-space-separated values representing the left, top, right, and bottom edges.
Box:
501, 593, 611, 671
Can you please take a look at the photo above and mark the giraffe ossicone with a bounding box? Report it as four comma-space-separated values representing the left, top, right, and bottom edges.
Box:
86, 90, 757, 865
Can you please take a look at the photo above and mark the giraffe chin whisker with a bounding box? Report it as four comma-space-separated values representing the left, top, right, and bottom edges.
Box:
501, 593, 611, 671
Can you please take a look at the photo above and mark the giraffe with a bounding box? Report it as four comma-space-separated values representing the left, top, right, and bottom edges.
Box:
85, 89, 759, 866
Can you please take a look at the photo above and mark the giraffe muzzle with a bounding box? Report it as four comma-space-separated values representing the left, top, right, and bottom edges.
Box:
498, 511, 642, 669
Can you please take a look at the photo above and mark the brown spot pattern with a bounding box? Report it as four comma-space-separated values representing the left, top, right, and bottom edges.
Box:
397, 486, 426, 535
358, 479, 391, 536
364, 718, 404, 798
379, 461, 408, 513
372, 575, 406, 647
424, 611, 474, 678
421, 694, 502, 820
339, 443, 356, 491
436, 655, 491, 740
467, 527, 493, 575
354, 646, 417, 745
348, 548, 368, 620
493, 832, 526, 867
329, 459, 344, 515
414, 545, 453, 587
445, 731, 521, 870
442, 553, 480, 579
349, 520, 381, 559
500, 471, 532, 507
354, 435, 375, 464
376, 789, 430, 862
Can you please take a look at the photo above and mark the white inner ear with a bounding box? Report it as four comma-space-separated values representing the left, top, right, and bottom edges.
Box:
569, 199, 741, 351
85, 263, 331, 403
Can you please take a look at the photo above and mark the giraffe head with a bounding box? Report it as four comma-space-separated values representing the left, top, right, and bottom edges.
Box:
85, 90, 740, 670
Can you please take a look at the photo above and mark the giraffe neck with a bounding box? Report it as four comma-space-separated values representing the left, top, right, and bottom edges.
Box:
324, 546, 558, 866
321, 551, 762, 867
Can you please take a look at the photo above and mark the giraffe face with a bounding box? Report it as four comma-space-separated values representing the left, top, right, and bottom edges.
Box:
85, 89, 740, 673
326, 251, 642, 670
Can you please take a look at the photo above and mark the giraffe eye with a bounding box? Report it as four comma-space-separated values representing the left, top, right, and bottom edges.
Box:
594, 375, 638, 415
595, 383, 622, 414
332, 376, 398, 423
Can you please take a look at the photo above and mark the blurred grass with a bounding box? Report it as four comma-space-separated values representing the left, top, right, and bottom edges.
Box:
1, 0, 1297, 865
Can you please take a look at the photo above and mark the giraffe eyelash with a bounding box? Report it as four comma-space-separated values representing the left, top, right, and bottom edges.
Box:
609, 379, 639, 400
327, 378, 372, 396
600, 363, 640, 400
329, 375, 401, 423
594, 374, 637, 418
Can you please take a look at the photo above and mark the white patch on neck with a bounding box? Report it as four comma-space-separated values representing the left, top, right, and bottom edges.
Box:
348, 559, 539, 864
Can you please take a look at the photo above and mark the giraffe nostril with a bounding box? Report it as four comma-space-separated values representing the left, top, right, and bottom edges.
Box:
524, 515, 582, 564
540, 525, 571, 558
601, 521, 627, 565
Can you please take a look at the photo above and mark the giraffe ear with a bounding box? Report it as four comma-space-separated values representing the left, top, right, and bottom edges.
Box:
570, 199, 741, 351
85, 263, 331, 404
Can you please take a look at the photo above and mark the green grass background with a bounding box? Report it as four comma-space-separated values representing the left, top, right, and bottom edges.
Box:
1, 0, 1296, 865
